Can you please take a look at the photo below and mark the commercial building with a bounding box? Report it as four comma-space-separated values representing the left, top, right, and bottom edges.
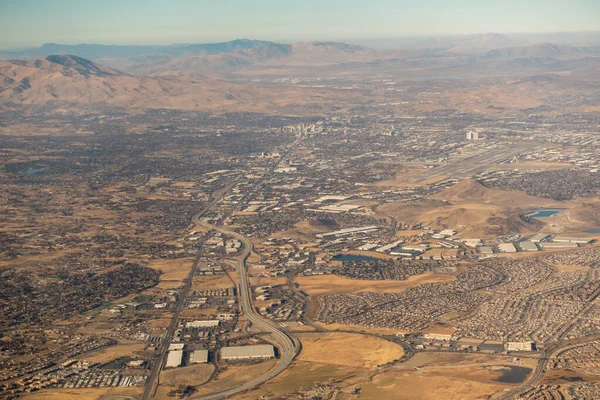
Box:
220, 344, 275, 361
190, 350, 209, 364
166, 350, 183, 368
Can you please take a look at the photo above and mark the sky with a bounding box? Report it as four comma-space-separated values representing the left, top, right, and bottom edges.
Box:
1, 0, 599, 48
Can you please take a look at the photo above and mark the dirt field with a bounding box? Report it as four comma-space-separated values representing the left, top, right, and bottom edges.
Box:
193, 359, 277, 396
232, 361, 366, 400
297, 332, 404, 368
350, 352, 536, 400
21, 387, 143, 400
147, 257, 195, 282
159, 363, 214, 387
190, 274, 235, 291
295, 272, 456, 296
81, 343, 145, 363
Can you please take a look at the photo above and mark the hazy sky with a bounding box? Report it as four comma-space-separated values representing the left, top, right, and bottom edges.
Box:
1, 0, 599, 48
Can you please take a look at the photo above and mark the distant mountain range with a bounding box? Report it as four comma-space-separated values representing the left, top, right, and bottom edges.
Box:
1, 39, 276, 61
0, 54, 349, 113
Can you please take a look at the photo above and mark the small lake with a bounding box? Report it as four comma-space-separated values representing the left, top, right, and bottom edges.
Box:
494, 366, 532, 384
334, 254, 378, 262
25, 167, 45, 175
585, 228, 600, 234
526, 208, 565, 218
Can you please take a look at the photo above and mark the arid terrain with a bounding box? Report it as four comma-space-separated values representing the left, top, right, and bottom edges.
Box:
2, 31, 600, 400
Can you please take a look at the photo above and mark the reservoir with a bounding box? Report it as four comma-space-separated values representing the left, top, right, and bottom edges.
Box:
334, 254, 378, 262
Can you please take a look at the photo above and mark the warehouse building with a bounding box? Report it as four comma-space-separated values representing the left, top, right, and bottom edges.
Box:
166, 350, 183, 368
187, 320, 219, 328
220, 344, 275, 361
478, 246, 494, 254
530, 233, 551, 243
190, 349, 209, 364
552, 237, 593, 244
541, 242, 579, 249
497, 243, 517, 253
519, 241, 539, 252
316, 226, 379, 239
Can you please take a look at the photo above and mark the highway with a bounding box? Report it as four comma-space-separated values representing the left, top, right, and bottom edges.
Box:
189, 223, 299, 400
141, 187, 235, 400
142, 138, 303, 399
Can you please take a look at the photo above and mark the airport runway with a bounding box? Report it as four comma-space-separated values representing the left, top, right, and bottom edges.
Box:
414, 145, 525, 182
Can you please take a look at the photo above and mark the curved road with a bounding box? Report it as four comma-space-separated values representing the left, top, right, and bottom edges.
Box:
190, 223, 299, 400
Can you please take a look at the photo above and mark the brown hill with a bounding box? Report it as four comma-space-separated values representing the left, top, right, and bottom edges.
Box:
379, 179, 560, 238
0, 55, 347, 113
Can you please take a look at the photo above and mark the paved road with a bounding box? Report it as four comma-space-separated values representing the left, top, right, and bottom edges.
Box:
143, 138, 302, 399
141, 236, 210, 400
189, 224, 299, 400
142, 188, 233, 400
495, 335, 600, 400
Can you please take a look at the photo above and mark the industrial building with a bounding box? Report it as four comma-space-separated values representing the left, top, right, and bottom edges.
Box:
220, 344, 275, 361
541, 242, 579, 249
190, 350, 209, 364
497, 243, 517, 253
506, 341, 534, 351
552, 237, 593, 244
316, 226, 379, 239
530, 233, 551, 243
519, 241, 539, 252
187, 320, 220, 328
166, 350, 183, 368
478, 246, 494, 254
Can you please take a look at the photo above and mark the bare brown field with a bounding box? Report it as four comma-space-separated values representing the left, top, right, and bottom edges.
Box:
232, 361, 365, 400
20, 387, 143, 400
190, 274, 234, 291
159, 363, 214, 388
296, 332, 404, 368
81, 343, 145, 363
193, 359, 277, 396
353, 352, 537, 400
296, 272, 456, 296
147, 257, 195, 282
316, 322, 408, 335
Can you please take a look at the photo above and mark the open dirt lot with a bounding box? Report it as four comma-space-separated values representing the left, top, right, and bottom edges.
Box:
296, 272, 456, 296
81, 343, 145, 363
296, 332, 404, 368
21, 387, 143, 400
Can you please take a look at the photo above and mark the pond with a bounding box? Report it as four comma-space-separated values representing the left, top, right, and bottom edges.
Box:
25, 167, 45, 175
333, 254, 378, 262
525, 208, 565, 218
494, 366, 532, 384
585, 228, 600, 234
